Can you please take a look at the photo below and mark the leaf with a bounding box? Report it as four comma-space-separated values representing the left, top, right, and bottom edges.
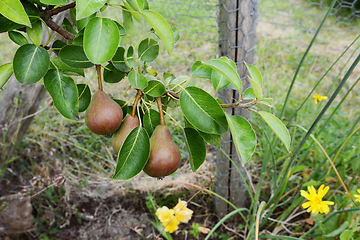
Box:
138, 38, 159, 62
184, 128, 206, 171
40, 0, 67, 5
84, 17, 120, 64
203, 59, 242, 93
211, 69, 230, 91
180, 86, 228, 135
76, 0, 106, 20
122, 9, 134, 36
191, 64, 212, 79
225, 114, 257, 165
144, 80, 165, 97
50, 57, 85, 77
8, 31, 28, 45
114, 21, 126, 35
245, 62, 262, 87
128, 70, 148, 89
59, 45, 94, 69
242, 87, 255, 100
0, 0, 31, 27
77, 83, 91, 112
169, 75, 193, 92
26, 20, 42, 46
0, 1, 39, 33
245, 62, 262, 99
123, 1, 141, 21
112, 47, 130, 72
13, 44, 50, 85
126, 46, 136, 69
103, 63, 125, 83
113, 99, 128, 117
141, 10, 174, 54
185, 119, 221, 148
77, 12, 96, 31
325, 221, 350, 238
257, 111, 291, 152
113, 127, 150, 180
173, 26, 180, 42
62, 17, 77, 35
52, 39, 66, 55
44, 69, 79, 120
143, 109, 160, 136
0, 62, 13, 89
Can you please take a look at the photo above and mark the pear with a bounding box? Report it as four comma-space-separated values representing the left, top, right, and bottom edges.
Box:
143, 125, 181, 178
85, 90, 123, 135
111, 115, 139, 153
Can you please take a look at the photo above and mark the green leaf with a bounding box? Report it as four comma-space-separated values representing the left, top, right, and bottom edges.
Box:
225, 114, 257, 165
138, 38, 159, 62
244, 62, 262, 87
180, 86, 228, 135
26, 20, 42, 46
126, 46, 136, 69
242, 87, 255, 100
77, 12, 96, 31
103, 63, 125, 83
185, 120, 222, 148
257, 111, 291, 152
114, 21, 126, 35
191, 63, 212, 79
122, 9, 134, 36
84, 17, 120, 64
0, 0, 31, 27
144, 80, 165, 97
258, 98, 274, 108
184, 127, 206, 171
59, 45, 94, 69
141, 10, 174, 54
52, 39, 66, 55
8, 31, 28, 45
211, 69, 230, 91
245, 62, 262, 99
143, 109, 160, 137
203, 59, 242, 93
123, 1, 141, 21
112, 47, 130, 72
13, 44, 50, 85
0, 1, 39, 33
76, 0, 106, 20
44, 69, 79, 120
113, 127, 150, 180
40, 0, 67, 5
62, 17, 77, 35
0, 62, 13, 89
173, 26, 180, 42
128, 70, 148, 89
169, 75, 193, 92
325, 221, 349, 238
77, 83, 91, 112
50, 57, 85, 76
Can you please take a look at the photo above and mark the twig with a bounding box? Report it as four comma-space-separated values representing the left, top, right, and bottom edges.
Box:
47, 2, 76, 17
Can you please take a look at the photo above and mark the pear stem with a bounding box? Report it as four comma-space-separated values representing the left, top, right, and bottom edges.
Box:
156, 97, 165, 125
131, 90, 142, 117
96, 65, 103, 91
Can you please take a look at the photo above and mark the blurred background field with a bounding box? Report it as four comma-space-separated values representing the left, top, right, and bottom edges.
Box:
1, 0, 360, 238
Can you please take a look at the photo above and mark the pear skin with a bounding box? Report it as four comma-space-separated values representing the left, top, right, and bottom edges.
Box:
85, 90, 123, 135
143, 125, 181, 177
111, 115, 140, 153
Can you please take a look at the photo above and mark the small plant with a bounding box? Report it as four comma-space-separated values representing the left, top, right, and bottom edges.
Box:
189, 222, 201, 239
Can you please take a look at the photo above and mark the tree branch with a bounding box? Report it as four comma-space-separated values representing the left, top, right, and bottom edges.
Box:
43, 18, 76, 40
47, 2, 76, 17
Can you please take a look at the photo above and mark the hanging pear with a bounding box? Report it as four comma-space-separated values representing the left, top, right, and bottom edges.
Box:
111, 115, 139, 153
143, 124, 181, 178
85, 90, 123, 135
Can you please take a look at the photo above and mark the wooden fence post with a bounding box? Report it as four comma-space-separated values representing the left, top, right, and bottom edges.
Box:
215, 0, 257, 216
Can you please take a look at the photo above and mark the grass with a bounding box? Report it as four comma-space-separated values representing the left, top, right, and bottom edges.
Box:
1, 0, 360, 238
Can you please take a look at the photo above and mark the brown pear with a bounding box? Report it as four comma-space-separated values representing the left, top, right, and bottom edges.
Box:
111, 115, 140, 153
143, 125, 181, 178
85, 90, 123, 135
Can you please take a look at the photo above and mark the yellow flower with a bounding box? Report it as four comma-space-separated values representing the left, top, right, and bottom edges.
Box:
300, 184, 334, 214
354, 189, 360, 203
161, 218, 180, 233
313, 93, 328, 105
155, 206, 180, 233
173, 199, 193, 223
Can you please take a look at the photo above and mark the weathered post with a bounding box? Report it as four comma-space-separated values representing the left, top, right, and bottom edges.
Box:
215, 0, 258, 215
